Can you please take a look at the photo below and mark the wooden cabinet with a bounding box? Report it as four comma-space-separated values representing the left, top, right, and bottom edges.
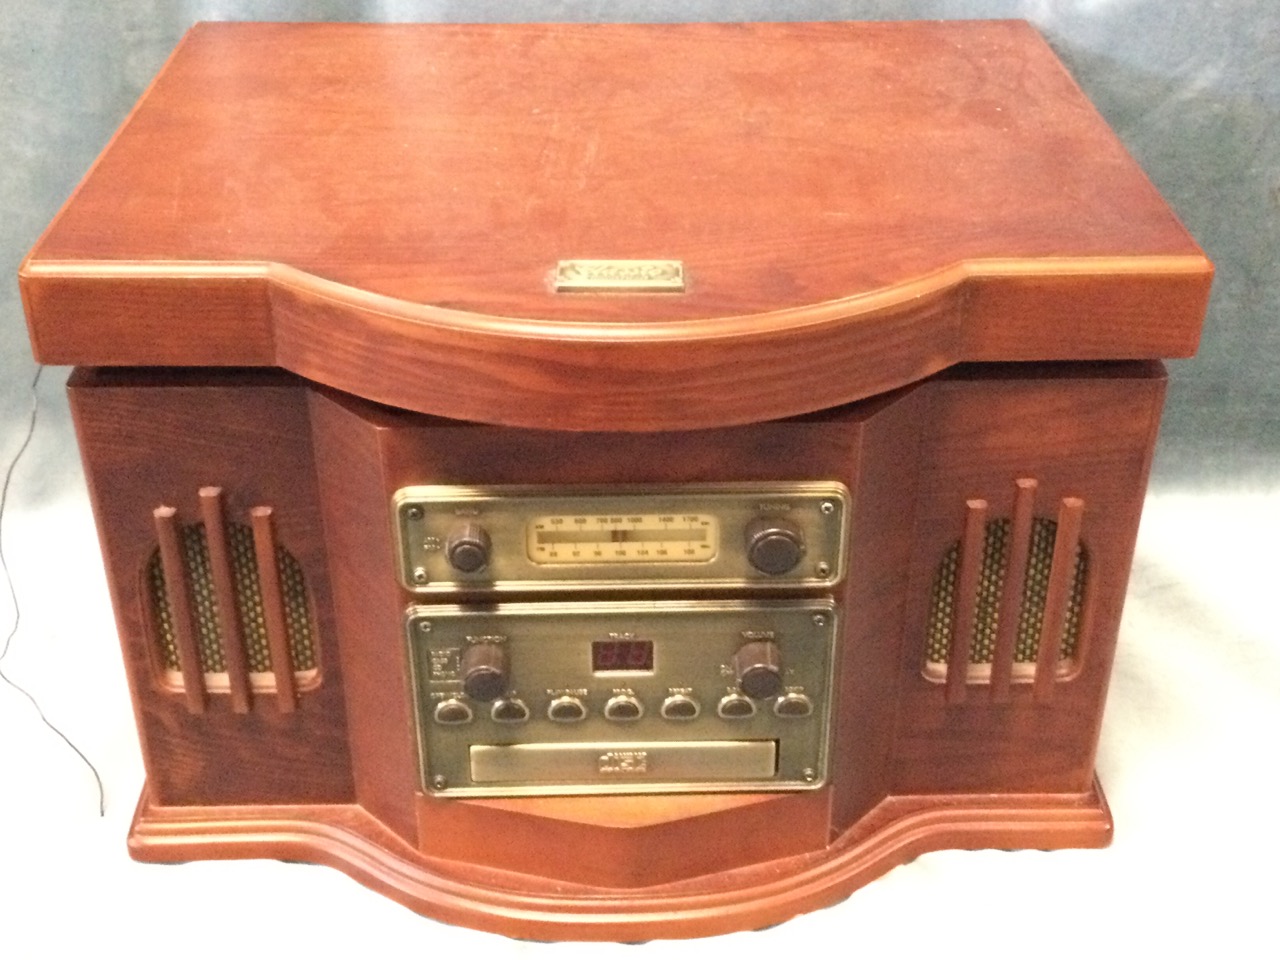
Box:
24, 21, 1209, 940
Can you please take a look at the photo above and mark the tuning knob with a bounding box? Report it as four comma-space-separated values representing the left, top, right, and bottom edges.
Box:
733, 640, 784, 700
744, 516, 805, 575
460, 643, 508, 701
446, 521, 492, 573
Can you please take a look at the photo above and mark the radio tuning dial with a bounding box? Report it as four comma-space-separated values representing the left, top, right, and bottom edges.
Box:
460, 643, 508, 701
733, 640, 784, 700
446, 521, 492, 573
744, 516, 805, 575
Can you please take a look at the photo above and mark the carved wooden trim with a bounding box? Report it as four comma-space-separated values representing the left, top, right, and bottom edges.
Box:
126, 779, 1112, 941
22, 254, 1209, 430
251, 506, 297, 713
152, 506, 205, 714
1035, 497, 1086, 702
199, 487, 252, 713
947, 499, 989, 705
990, 479, 1037, 702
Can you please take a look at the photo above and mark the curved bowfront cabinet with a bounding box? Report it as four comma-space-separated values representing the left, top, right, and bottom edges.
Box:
30, 21, 1207, 941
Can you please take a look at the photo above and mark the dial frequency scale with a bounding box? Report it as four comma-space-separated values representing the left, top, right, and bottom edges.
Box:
19, 21, 1210, 940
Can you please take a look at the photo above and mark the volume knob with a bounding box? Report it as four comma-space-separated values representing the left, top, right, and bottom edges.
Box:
744, 516, 805, 575
460, 643, 508, 702
446, 522, 492, 573
733, 640, 784, 700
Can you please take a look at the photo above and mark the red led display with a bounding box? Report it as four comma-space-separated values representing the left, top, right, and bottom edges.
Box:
591, 639, 654, 672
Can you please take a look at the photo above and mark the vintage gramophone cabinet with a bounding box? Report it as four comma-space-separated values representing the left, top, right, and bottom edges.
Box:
20, 21, 1210, 940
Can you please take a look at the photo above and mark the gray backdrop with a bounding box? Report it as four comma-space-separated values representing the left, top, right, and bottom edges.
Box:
0, 2, 1276, 954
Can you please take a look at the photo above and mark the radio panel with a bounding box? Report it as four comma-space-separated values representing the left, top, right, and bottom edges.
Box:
407, 600, 838, 797
393, 482, 851, 592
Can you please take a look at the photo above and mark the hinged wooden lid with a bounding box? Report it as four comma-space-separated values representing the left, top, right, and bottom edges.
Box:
21, 21, 1211, 430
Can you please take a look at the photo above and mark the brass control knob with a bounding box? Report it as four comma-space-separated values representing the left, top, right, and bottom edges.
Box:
446, 521, 492, 573
744, 516, 805, 575
733, 640, 784, 700
460, 643, 508, 702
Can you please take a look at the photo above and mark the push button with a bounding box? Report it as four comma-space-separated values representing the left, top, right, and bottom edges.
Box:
773, 693, 813, 717
547, 696, 587, 722
491, 698, 530, 723
603, 694, 644, 721
660, 694, 700, 720
433, 699, 473, 725
717, 694, 756, 719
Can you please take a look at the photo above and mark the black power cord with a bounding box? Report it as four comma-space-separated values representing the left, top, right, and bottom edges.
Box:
0, 364, 105, 815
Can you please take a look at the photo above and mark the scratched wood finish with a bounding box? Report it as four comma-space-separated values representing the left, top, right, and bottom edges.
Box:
22, 21, 1211, 430
69, 370, 355, 805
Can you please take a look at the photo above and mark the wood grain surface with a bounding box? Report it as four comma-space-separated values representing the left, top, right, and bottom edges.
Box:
71, 361, 1158, 934
38, 19, 1203, 941
22, 21, 1211, 430
69, 369, 355, 806
126, 780, 1112, 941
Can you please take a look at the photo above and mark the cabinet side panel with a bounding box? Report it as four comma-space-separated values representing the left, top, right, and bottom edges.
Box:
828, 387, 928, 832
68, 369, 354, 805
890, 363, 1166, 794
308, 388, 420, 843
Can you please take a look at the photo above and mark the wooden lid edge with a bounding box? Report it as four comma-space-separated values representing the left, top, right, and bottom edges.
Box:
21, 254, 1211, 431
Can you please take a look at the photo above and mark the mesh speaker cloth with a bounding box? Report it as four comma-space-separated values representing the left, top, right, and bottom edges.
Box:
925, 517, 1086, 669
147, 522, 316, 676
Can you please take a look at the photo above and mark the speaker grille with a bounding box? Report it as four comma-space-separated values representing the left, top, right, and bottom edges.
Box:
925, 516, 1087, 670
148, 521, 317, 677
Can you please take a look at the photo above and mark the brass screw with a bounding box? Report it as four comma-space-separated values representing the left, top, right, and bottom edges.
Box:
406, 506, 424, 521
812, 613, 827, 627
802, 768, 817, 783
820, 501, 835, 515
816, 562, 831, 578
412, 567, 428, 584
431, 775, 447, 790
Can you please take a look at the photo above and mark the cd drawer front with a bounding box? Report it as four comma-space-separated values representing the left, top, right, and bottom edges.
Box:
407, 600, 837, 797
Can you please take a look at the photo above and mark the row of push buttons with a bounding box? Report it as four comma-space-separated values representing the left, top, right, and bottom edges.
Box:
433, 691, 812, 725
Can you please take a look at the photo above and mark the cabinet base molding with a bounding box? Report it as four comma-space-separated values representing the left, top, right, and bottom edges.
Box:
128, 780, 1112, 941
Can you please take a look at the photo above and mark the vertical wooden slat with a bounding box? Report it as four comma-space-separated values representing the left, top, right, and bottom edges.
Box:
251, 506, 297, 713
947, 499, 989, 705
153, 506, 206, 714
990, 479, 1037, 703
1034, 496, 1085, 702
200, 486, 252, 713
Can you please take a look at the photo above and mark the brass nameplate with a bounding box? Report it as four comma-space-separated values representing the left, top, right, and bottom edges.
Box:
554, 259, 685, 292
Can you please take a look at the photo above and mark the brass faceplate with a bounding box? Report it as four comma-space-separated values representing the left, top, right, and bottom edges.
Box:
394, 482, 851, 592
408, 600, 838, 797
